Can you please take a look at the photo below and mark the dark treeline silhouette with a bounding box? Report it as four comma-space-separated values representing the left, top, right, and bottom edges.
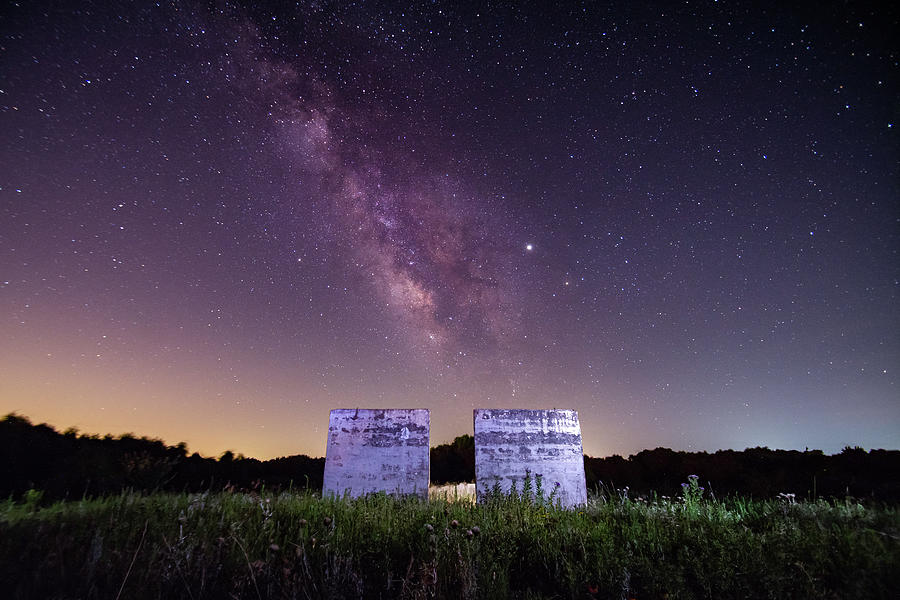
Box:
3, 414, 899, 501
584, 446, 900, 501
0, 414, 324, 500
430, 434, 475, 484
430, 435, 900, 501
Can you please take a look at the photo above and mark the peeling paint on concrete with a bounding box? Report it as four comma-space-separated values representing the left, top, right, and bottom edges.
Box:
323, 408, 429, 498
474, 408, 588, 507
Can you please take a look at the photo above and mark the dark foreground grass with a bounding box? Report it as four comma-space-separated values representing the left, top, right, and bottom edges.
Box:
1, 489, 897, 599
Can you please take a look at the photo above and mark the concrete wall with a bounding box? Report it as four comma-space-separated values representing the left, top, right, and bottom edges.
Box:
322, 408, 429, 498
474, 408, 587, 507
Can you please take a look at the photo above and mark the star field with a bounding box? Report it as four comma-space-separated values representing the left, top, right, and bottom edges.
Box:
1, 0, 897, 459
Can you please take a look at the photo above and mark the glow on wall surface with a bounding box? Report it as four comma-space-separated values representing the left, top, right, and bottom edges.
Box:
474, 408, 588, 507
322, 408, 429, 498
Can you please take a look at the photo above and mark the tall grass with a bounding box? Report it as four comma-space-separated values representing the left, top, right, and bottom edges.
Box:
429, 483, 476, 503
1, 487, 897, 599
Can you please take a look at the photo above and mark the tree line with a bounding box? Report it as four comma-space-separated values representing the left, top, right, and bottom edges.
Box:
3, 414, 898, 501
430, 435, 900, 501
0, 414, 324, 500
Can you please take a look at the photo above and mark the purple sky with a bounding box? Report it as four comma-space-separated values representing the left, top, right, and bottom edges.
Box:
1, 0, 897, 459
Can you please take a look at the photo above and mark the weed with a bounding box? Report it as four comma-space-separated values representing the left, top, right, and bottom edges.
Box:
0, 490, 897, 599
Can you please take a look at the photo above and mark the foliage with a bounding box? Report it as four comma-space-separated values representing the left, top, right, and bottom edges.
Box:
1, 487, 897, 599
4, 414, 900, 503
583, 445, 900, 501
431, 434, 475, 484
0, 413, 324, 501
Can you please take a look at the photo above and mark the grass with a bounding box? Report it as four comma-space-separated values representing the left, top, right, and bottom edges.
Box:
1, 486, 898, 599
429, 483, 476, 503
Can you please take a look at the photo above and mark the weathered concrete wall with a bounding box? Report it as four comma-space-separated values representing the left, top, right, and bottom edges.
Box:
474, 408, 587, 507
322, 408, 429, 499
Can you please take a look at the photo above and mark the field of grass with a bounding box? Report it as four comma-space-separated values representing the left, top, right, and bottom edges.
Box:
1, 483, 898, 599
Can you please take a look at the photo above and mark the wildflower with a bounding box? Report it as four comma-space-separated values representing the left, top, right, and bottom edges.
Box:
450, 519, 459, 528
269, 543, 280, 552
688, 474, 699, 480
466, 529, 474, 538
471, 525, 480, 535
323, 516, 332, 526
299, 518, 308, 527
424, 523, 434, 532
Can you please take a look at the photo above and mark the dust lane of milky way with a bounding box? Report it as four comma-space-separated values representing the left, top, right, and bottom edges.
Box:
227, 14, 527, 363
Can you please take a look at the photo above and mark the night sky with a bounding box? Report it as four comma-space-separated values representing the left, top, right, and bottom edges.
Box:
2, 1, 897, 460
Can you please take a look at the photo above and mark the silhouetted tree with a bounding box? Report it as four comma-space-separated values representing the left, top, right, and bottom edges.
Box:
3, 414, 898, 501
430, 434, 475, 484
0, 414, 324, 500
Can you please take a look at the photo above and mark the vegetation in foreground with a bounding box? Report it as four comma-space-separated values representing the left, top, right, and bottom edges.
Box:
2, 479, 898, 599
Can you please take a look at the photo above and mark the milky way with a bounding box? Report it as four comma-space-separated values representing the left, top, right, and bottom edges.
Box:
271, 88, 522, 360
211, 15, 527, 363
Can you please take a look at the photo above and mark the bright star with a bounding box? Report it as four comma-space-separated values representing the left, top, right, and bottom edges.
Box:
525, 243, 533, 251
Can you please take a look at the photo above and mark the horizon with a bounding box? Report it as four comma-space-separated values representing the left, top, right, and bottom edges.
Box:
4, 411, 894, 462
2, 1, 897, 460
